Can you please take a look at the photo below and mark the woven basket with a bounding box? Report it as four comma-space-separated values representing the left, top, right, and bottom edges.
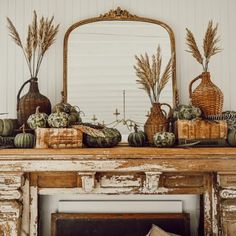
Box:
144, 103, 171, 145
189, 72, 223, 117
17, 78, 51, 126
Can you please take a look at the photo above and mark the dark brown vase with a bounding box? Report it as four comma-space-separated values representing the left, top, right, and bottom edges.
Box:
17, 78, 51, 126
189, 72, 223, 117
144, 103, 172, 145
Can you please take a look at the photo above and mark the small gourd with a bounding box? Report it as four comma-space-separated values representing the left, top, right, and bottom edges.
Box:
0, 119, 17, 136
52, 92, 72, 114
128, 125, 146, 147
48, 108, 69, 128
27, 106, 48, 129
14, 125, 35, 148
68, 106, 83, 126
83, 127, 121, 148
153, 131, 175, 147
173, 104, 201, 120
227, 129, 236, 146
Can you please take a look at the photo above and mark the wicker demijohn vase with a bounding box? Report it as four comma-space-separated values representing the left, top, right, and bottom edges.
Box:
144, 103, 171, 145
189, 72, 223, 117
17, 78, 51, 126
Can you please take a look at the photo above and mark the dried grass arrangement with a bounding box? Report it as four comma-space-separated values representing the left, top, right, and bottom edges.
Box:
7, 11, 59, 78
186, 20, 221, 72
134, 45, 174, 105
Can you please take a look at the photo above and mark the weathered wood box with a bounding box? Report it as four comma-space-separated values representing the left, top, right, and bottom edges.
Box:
175, 119, 228, 145
35, 128, 83, 148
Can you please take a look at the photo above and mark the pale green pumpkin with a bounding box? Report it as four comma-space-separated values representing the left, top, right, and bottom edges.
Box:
27, 106, 48, 129
153, 131, 175, 147
48, 108, 69, 128
0, 119, 17, 136
14, 125, 35, 148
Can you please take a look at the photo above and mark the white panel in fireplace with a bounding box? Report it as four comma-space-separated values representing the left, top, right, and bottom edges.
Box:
58, 200, 182, 213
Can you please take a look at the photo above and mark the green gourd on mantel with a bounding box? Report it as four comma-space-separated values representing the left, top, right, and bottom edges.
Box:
153, 131, 175, 148
27, 106, 48, 129
68, 106, 83, 126
83, 127, 121, 148
52, 92, 73, 114
52, 92, 83, 126
227, 129, 236, 147
14, 125, 35, 148
0, 119, 18, 136
128, 124, 146, 147
47, 108, 69, 128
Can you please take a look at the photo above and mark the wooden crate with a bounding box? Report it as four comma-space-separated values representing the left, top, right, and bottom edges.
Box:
35, 128, 83, 148
175, 119, 228, 142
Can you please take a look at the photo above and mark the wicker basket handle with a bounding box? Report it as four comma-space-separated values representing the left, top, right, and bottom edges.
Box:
160, 103, 172, 118
189, 74, 202, 99
16, 78, 32, 111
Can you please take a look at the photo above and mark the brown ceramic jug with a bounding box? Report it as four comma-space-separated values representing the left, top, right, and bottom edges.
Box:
144, 102, 172, 145
17, 78, 51, 126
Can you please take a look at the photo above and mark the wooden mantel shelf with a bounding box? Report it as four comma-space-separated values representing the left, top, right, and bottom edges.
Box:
0, 146, 236, 158
0, 147, 235, 172
0, 147, 236, 235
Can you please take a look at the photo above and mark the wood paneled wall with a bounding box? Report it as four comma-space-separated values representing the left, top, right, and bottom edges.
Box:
0, 0, 235, 117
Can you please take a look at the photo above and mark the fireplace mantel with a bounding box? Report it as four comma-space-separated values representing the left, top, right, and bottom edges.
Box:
0, 147, 236, 235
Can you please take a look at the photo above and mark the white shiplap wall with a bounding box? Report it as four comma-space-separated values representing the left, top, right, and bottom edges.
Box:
0, 1, 236, 235
0, 0, 236, 117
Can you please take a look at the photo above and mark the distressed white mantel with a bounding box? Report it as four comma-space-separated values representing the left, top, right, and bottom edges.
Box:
0, 147, 236, 235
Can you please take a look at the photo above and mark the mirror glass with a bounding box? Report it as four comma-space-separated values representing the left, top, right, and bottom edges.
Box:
66, 20, 174, 139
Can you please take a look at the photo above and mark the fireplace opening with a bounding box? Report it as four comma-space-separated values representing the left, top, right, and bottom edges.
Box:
39, 194, 200, 236
51, 213, 190, 236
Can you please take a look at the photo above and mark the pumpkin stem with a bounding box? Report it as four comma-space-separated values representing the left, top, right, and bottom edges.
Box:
55, 107, 60, 114
20, 124, 26, 133
35, 106, 40, 114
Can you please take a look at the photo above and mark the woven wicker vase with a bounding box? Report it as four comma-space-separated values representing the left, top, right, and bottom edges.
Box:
144, 103, 171, 145
189, 72, 223, 117
17, 78, 51, 126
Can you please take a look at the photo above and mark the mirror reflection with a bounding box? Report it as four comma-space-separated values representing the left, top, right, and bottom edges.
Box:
66, 21, 174, 138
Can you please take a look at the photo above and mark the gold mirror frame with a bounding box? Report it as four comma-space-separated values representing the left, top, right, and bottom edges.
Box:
63, 7, 178, 106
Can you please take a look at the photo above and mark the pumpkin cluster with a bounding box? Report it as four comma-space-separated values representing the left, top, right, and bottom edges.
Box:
27, 101, 83, 130
127, 124, 176, 148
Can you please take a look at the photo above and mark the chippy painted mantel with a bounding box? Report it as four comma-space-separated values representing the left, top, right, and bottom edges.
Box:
0, 147, 236, 236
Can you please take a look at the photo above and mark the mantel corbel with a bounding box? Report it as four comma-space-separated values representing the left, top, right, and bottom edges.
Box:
144, 171, 162, 193
78, 172, 96, 193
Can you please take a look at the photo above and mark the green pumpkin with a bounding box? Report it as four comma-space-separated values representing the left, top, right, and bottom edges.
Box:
128, 125, 146, 147
173, 104, 201, 120
52, 102, 72, 114
227, 129, 236, 146
0, 119, 17, 136
68, 106, 83, 126
48, 108, 69, 128
83, 127, 121, 148
14, 125, 35, 148
153, 131, 175, 147
0, 136, 15, 147
27, 106, 48, 129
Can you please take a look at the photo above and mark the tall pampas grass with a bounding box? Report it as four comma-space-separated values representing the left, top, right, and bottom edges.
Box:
186, 20, 221, 72
7, 11, 59, 78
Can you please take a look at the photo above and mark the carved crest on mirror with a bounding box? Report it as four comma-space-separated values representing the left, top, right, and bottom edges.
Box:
100, 7, 137, 19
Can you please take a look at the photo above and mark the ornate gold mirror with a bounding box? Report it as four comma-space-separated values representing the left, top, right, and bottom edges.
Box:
63, 7, 177, 138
